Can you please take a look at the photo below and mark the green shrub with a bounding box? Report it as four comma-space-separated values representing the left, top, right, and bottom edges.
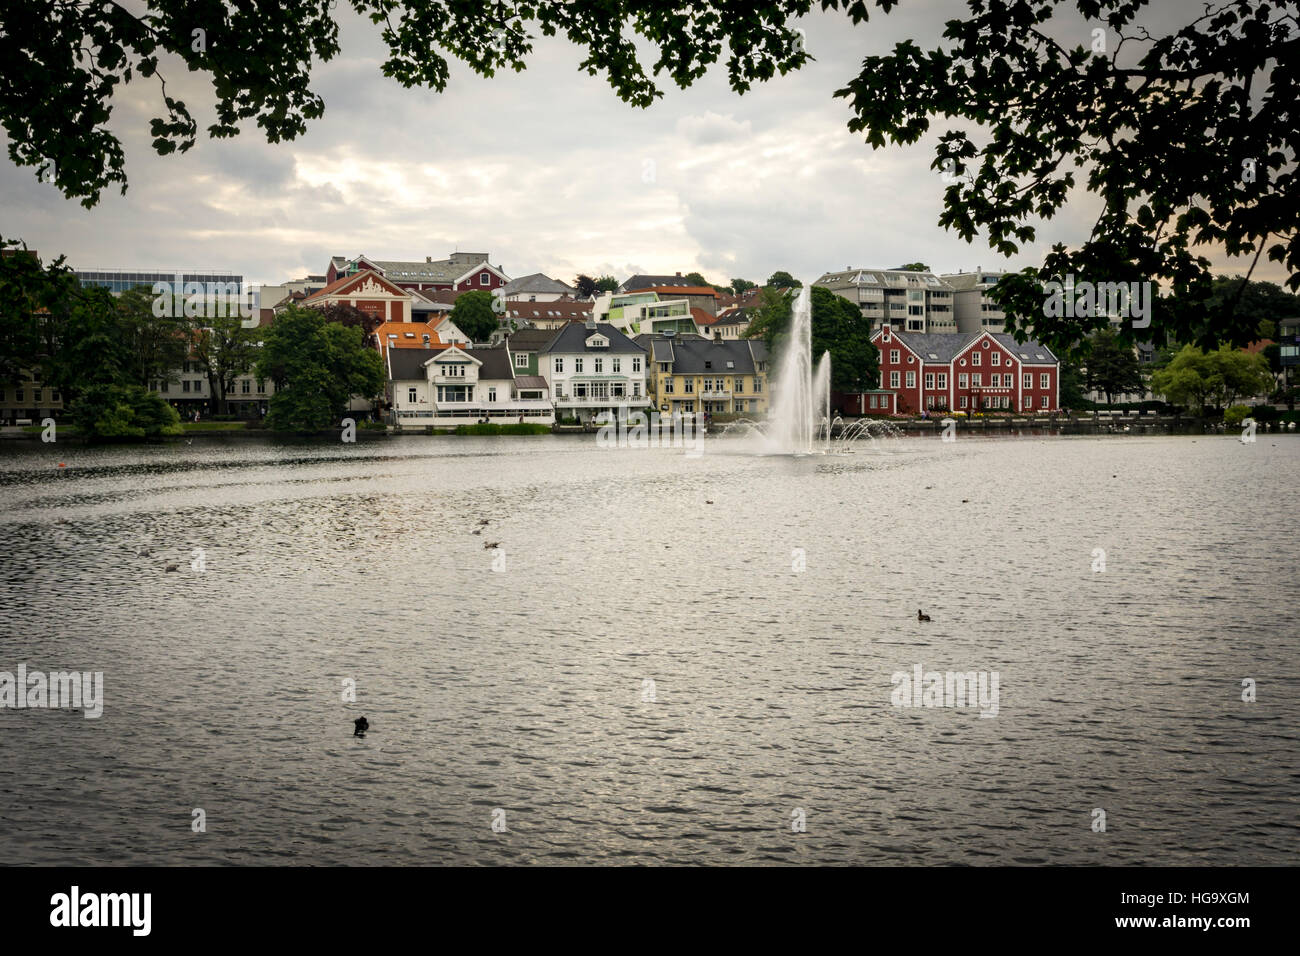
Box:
1223, 405, 1251, 427
452, 422, 551, 435
71, 385, 183, 439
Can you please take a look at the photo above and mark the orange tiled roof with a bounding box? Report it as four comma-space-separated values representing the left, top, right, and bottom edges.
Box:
374, 320, 446, 352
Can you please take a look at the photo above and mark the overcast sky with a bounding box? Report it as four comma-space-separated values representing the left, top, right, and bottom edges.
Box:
0, 0, 1278, 289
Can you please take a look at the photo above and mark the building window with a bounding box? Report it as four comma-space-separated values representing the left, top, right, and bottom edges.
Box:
905, 371, 915, 388
632, 382, 641, 398
488, 387, 497, 402
972, 373, 982, 387
937, 373, 947, 389
665, 379, 674, 394
927, 395, 935, 409
480, 272, 490, 285
1041, 373, 1050, 388
613, 358, 621, 373
991, 352, 1000, 366
555, 357, 564, 373
754, 379, 762, 393
257, 380, 266, 394
159, 382, 168, 393
960, 396, 968, 408
1023, 396, 1031, 409
958, 373, 968, 388
575, 358, 583, 373
685, 378, 694, 393
1041, 395, 1049, 408
241, 380, 251, 394
1023, 373, 1032, 389
182, 381, 190, 393
924, 373, 934, 389
889, 371, 900, 388
515, 353, 528, 368
735, 378, 743, 393
594, 358, 603, 373
889, 349, 899, 364
972, 352, 981, 366
1004, 374, 1013, 387
408, 387, 418, 403
633, 357, 642, 373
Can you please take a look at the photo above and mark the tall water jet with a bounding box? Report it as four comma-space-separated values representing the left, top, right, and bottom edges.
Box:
763, 286, 828, 455
814, 349, 832, 451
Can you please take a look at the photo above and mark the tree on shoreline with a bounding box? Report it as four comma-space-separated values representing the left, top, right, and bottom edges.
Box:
256, 306, 384, 431
745, 286, 879, 392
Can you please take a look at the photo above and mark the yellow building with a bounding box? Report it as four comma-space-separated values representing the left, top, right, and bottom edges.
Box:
636, 332, 771, 417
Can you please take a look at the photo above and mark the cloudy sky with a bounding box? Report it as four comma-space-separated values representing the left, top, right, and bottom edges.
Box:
0, 0, 1276, 289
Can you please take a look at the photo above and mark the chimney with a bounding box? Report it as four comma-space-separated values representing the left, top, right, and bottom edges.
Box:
585, 314, 597, 330
422, 334, 430, 348
426, 256, 432, 263
675, 271, 682, 277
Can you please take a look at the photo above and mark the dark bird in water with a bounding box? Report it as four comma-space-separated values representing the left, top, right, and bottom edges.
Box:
705, 500, 714, 505
478, 519, 490, 525
471, 528, 482, 535
484, 541, 500, 549
353, 716, 369, 737
165, 564, 178, 572
138, 549, 152, 557
917, 609, 931, 622
961, 499, 969, 503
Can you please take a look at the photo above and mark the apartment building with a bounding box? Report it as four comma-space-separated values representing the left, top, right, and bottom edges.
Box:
813, 268, 956, 334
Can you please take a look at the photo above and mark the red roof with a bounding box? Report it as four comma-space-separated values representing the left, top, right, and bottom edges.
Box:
304, 270, 408, 302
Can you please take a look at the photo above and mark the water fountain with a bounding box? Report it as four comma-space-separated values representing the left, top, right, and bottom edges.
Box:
718, 284, 900, 454
760, 286, 831, 455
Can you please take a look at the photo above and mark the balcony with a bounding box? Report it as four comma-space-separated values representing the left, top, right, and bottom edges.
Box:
700, 390, 731, 399
555, 396, 650, 408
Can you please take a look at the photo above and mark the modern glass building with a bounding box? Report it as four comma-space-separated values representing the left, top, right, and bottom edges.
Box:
75, 269, 244, 295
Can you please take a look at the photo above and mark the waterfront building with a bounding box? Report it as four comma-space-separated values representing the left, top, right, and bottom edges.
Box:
637, 331, 771, 417
386, 345, 553, 428
541, 320, 650, 424
869, 324, 1059, 415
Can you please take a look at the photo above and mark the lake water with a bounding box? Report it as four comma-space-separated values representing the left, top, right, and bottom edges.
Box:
1, 432, 1296, 865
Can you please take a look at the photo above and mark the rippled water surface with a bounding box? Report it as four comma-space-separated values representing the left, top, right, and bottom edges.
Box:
1, 433, 1296, 865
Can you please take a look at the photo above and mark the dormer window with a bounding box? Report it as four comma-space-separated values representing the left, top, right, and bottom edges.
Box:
480, 272, 491, 285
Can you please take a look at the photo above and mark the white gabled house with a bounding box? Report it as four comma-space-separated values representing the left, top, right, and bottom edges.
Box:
541, 319, 650, 424
387, 344, 554, 428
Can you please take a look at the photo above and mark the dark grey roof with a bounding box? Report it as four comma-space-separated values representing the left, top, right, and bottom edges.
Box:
885, 329, 1058, 365
638, 335, 765, 374
542, 322, 647, 355
502, 273, 574, 296
514, 375, 547, 389
991, 334, 1057, 364
387, 347, 445, 381
620, 274, 688, 292
471, 347, 515, 380
503, 328, 560, 352
887, 331, 973, 363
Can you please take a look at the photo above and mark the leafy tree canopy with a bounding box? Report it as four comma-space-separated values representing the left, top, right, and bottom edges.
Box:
766, 271, 802, 289
892, 263, 930, 272
1149, 344, 1274, 413
593, 275, 620, 293
255, 305, 384, 431
730, 278, 758, 294
5, 1, 1296, 353
450, 289, 499, 343
574, 274, 598, 298
746, 286, 878, 391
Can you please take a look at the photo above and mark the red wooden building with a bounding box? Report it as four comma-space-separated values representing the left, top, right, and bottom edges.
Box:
326, 253, 508, 293
864, 325, 1060, 415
